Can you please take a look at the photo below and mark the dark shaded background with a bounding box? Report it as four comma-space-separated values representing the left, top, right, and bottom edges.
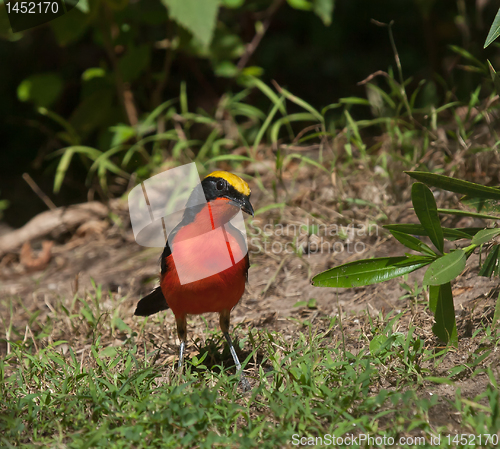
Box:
0, 0, 499, 227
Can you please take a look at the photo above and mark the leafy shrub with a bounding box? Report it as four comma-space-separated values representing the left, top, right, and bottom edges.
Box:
312, 172, 500, 346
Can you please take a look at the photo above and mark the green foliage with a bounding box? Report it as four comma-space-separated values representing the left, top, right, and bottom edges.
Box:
17, 73, 63, 108
313, 172, 500, 346
485, 8, 500, 48
0, 190, 9, 220
162, 0, 220, 47
2, 288, 499, 447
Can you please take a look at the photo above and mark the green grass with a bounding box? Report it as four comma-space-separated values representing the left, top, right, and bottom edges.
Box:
1, 289, 500, 447
4, 37, 500, 447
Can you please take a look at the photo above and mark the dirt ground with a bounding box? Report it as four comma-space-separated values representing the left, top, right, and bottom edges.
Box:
1, 160, 499, 433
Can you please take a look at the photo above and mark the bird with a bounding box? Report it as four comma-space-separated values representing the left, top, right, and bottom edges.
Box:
134, 170, 254, 389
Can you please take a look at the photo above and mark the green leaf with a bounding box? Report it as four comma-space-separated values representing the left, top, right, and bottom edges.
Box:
369, 334, 387, 356
118, 45, 151, 82
17, 73, 63, 108
311, 256, 432, 288
493, 291, 500, 329
449, 45, 486, 71
82, 68, 106, 81
162, 0, 219, 46
412, 182, 444, 253
407, 171, 500, 200
205, 154, 254, 164
390, 230, 436, 256
436, 208, 500, 220
307, 298, 317, 309
284, 153, 329, 174
51, 7, 89, 46
383, 224, 482, 241
214, 61, 238, 78
287, 0, 313, 11
423, 250, 466, 286
69, 90, 114, 134
429, 283, 458, 346
471, 228, 500, 246
487, 60, 500, 92
279, 87, 324, 123
254, 203, 285, 216
53, 146, 102, 193
110, 125, 136, 147
485, 8, 500, 48
478, 245, 500, 277
461, 196, 500, 215
313, 0, 334, 26
75, 0, 89, 13
221, 0, 244, 8
423, 376, 455, 385
113, 317, 131, 333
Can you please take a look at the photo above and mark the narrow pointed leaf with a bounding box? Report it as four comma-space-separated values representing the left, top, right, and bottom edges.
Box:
436, 208, 500, 220
485, 8, 500, 48
471, 228, 500, 246
383, 224, 483, 240
406, 171, 500, 200
493, 291, 500, 328
423, 250, 466, 286
412, 182, 444, 253
478, 245, 500, 277
429, 283, 458, 346
461, 196, 500, 215
311, 256, 432, 288
487, 60, 500, 92
390, 230, 436, 256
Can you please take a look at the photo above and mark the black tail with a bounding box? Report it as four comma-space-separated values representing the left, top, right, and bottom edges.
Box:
134, 286, 170, 316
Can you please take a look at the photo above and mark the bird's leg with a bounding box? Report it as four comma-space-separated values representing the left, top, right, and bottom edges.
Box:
220, 309, 251, 391
176, 315, 187, 370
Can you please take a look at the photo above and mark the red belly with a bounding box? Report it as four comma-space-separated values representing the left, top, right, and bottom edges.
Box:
160, 205, 248, 317
160, 256, 247, 317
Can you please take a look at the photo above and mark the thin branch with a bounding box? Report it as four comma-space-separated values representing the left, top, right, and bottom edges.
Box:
371, 19, 414, 121
22, 173, 57, 210
357, 70, 389, 86
237, 0, 285, 71
152, 22, 177, 109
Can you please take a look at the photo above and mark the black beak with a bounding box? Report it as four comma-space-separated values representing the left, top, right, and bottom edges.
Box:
229, 196, 254, 217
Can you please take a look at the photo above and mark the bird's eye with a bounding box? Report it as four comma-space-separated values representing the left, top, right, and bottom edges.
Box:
216, 180, 225, 191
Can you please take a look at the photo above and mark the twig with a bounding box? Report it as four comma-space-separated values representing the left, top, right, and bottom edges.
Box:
357, 70, 389, 86
0, 202, 108, 256
22, 173, 57, 210
152, 22, 176, 109
262, 255, 290, 297
370, 19, 413, 121
237, 0, 285, 70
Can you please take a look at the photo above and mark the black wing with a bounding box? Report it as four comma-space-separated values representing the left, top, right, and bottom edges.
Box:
134, 286, 169, 316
